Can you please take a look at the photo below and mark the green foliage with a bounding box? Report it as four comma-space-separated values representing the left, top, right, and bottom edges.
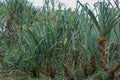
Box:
0, 0, 120, 80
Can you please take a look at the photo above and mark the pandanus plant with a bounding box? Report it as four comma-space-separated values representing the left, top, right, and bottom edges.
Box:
0, 0, 37, 47
77, 0, 120, 78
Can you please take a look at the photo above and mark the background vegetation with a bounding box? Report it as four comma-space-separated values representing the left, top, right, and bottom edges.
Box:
0, 0, 120, 80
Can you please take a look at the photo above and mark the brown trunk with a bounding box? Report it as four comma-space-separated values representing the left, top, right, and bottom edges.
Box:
63, 64, 74, 80
46, 62, 55, 78
108, 63, 120, 79
73, 54, 79, 69
110, 63, 120, 74
90, 56, 97, 73
98, 37, 108, 70
38, 63, 55, 78
6, 13, 14, 47
39, 68, 50, 76
6, 13, 13, 34
6, 19, 12, 34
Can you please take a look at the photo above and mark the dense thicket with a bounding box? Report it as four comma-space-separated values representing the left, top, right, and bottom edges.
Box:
0, 0, 120, 80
